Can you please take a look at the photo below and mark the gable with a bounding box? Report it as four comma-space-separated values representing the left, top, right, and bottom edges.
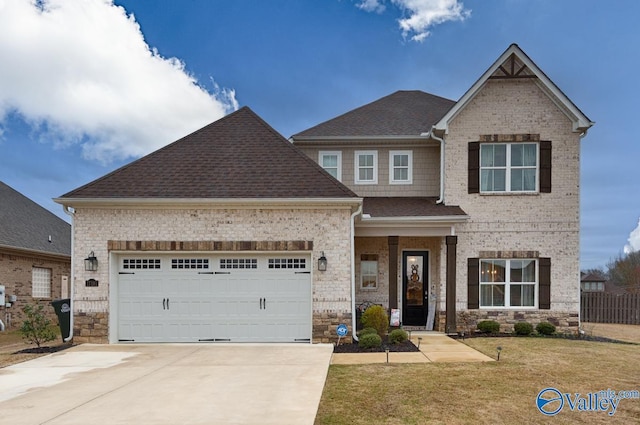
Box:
59, 107, 358, 201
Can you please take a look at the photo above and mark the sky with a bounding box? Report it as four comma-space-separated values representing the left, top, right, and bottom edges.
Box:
0, 0, 638, 271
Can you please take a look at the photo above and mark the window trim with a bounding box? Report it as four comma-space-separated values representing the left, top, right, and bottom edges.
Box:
389, 150, 413, 184
479, 142, 539, 193
479, 259, 538, 309
318, 151, 342, 181
354, 150, 378, 184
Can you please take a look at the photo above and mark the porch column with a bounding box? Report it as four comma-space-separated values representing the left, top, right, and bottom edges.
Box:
445, 235, 457, 333
388, 236, 399, 309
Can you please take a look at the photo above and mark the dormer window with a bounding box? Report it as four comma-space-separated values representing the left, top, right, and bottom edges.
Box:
355, 151, 378, 184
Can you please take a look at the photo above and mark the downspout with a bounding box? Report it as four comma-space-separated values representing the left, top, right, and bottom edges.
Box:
350, 203, 363, 341
430, 127, 446, 204
62, 205, 75, 342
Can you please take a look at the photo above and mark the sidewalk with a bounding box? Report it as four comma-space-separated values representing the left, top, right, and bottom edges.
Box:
330, 332, 494, 364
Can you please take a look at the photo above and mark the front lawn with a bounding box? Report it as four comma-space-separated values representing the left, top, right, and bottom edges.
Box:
316, 337, 640, 424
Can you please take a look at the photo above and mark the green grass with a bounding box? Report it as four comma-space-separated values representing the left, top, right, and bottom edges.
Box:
315, 337, 640, 424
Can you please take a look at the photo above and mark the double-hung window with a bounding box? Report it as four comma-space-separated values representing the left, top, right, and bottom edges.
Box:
389, 150, 412, 184
355, 151, 378, 184
319, 151, 342, 181
480, 259, 537, 308
480, 143, 538, 192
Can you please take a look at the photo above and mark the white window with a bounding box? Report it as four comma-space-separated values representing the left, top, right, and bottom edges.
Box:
319, 151, 342, 181
480, 259, 537, 308
389, 150, 413, 184
355, 150, 378, 184
360, 260, 378, 290
480, 143, 538, 192
32, 267, 51, 298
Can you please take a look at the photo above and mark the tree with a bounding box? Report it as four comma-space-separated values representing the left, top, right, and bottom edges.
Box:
607, 251, 640, 294
20, 304, 57, 348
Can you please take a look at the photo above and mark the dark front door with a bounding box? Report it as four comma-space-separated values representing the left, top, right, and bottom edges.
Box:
402, 251, 429, 326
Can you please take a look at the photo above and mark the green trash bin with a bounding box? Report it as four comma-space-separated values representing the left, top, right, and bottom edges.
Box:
51, 298, 72, 342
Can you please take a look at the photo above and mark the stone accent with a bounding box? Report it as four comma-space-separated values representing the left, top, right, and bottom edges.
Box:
448, 310, 580, 335
479, 133, 540, 142
74, 312, 109, 343
478, 250, 540, 259
313, 312, 352, 343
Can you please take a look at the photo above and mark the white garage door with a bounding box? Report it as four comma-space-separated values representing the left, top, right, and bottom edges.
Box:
117, 254, 311, 343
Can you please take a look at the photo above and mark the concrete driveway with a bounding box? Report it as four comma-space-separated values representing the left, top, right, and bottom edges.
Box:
0, 343, 333, 425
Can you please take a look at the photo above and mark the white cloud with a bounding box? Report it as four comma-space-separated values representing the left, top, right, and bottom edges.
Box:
357, 0, 471, 42
624, 217, 640, 254
0, 0, 237, 163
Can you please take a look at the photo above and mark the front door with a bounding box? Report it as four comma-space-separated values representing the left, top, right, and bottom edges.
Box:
402, 251, 428, 326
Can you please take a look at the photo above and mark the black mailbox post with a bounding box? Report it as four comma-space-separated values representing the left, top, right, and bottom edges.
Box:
51, 298, 72, 341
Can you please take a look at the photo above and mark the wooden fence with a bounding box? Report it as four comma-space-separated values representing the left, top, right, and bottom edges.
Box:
581, 292, 640, 324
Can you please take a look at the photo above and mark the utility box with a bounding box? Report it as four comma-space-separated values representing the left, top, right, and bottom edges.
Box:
51, 298, 72, 342
0, 285, 5, 306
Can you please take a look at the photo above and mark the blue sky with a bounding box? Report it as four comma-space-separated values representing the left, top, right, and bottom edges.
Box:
0, 0, 638, 270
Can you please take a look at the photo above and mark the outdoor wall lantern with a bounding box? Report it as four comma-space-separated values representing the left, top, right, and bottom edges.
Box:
318, 251, 327, 271
84, 251, 98, 272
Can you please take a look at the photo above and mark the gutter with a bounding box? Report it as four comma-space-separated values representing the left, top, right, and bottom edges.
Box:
62, 205, 75, 343
350, 203, 363, 341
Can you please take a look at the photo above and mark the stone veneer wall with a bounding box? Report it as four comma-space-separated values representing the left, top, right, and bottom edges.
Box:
437, 311, 580, 335
442, 79, 582, 327
71, 206, 355, 343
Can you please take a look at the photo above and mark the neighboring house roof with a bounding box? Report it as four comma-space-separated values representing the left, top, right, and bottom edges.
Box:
0, 182, 71, 257
292, 91, 456, 139
58, 107, 358, 201
433, 43, 594, 134
581, 273, 606, 283
363, 197, 467, 218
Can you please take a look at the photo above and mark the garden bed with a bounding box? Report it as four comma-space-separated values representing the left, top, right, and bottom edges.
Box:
333, 337, 419, 353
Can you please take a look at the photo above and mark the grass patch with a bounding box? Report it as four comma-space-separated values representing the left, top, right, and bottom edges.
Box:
316, 337, 640, 424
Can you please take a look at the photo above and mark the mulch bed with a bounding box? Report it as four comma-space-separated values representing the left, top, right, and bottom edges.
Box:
13, 343, 75, 355
333, 337, 419, 353
450, 332, 638, 345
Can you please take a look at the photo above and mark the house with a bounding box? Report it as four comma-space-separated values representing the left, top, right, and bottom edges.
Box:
291, 43, 593, 334
580, 272, 606, 292
0, 182, 71, 329
56, 43, 592, 343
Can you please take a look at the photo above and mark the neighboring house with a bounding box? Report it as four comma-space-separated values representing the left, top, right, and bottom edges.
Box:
292, 43, 593, 334
580, 272, 606, 292
56, 43, 593, 344
0, 182, 71, 328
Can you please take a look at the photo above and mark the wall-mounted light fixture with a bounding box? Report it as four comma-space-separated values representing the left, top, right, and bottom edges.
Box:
84, 251, 98, 272
318, 251, 327, 271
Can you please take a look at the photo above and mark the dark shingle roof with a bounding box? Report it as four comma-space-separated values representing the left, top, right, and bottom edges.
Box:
60, 107, 358, 199
292, 91, 456, 138
363, 197, 467, 218
0, 182, 71, 256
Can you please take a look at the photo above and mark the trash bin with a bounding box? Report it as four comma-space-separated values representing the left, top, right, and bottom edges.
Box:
51, 298, 72, 342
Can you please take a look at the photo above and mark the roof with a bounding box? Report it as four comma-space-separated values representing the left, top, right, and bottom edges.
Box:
581, 272, 606, 283
292, 91, 455, 139
59, 107, 358, 200
0, 182, 71, 257
434, 43, 594, 134
362, 197, 466, 218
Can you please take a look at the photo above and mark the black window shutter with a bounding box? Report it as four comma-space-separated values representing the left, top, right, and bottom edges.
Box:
539, 141, 552, 193
468, 142, 480, 194
467, 258, 479, 309
539, 257, 551, 309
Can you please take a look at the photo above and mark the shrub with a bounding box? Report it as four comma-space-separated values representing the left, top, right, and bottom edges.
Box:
477, 320, 500, 334
357, 327, 378, 338
536, 322, 556, 335
20, 304, 57, 348
358, 333, 382, 349
388, 329, 409, 344
360, 305, 389, 337
513, 322, 534, 336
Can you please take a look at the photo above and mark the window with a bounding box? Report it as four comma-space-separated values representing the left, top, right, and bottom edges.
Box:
171, 259, 209, 269
123, 259, 161, 269
319, 151, 342, 181
268, 258, 306, 269
355, 151, 378, 184
581, 281, 604, 292
480, 143, 538, 192
360, 260, 378, 290
389, 150, 413, 184
32, 267, 51, 298
220, 259, 257, 269
480, 259, 537, 308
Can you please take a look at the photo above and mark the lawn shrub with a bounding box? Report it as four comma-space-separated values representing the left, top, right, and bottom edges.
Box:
388, 329, 409, 344
477, 320, 500, 334
20, 304, 57, 348
358, 333, 382, 349
357, 327, 378, 338
360, 305, 389, 337
536, 322, 556, 335
513, 322, 534, 336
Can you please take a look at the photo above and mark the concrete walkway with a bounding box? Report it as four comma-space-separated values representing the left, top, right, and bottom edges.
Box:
331, 332, 494, 364
0, 343, 333, 425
